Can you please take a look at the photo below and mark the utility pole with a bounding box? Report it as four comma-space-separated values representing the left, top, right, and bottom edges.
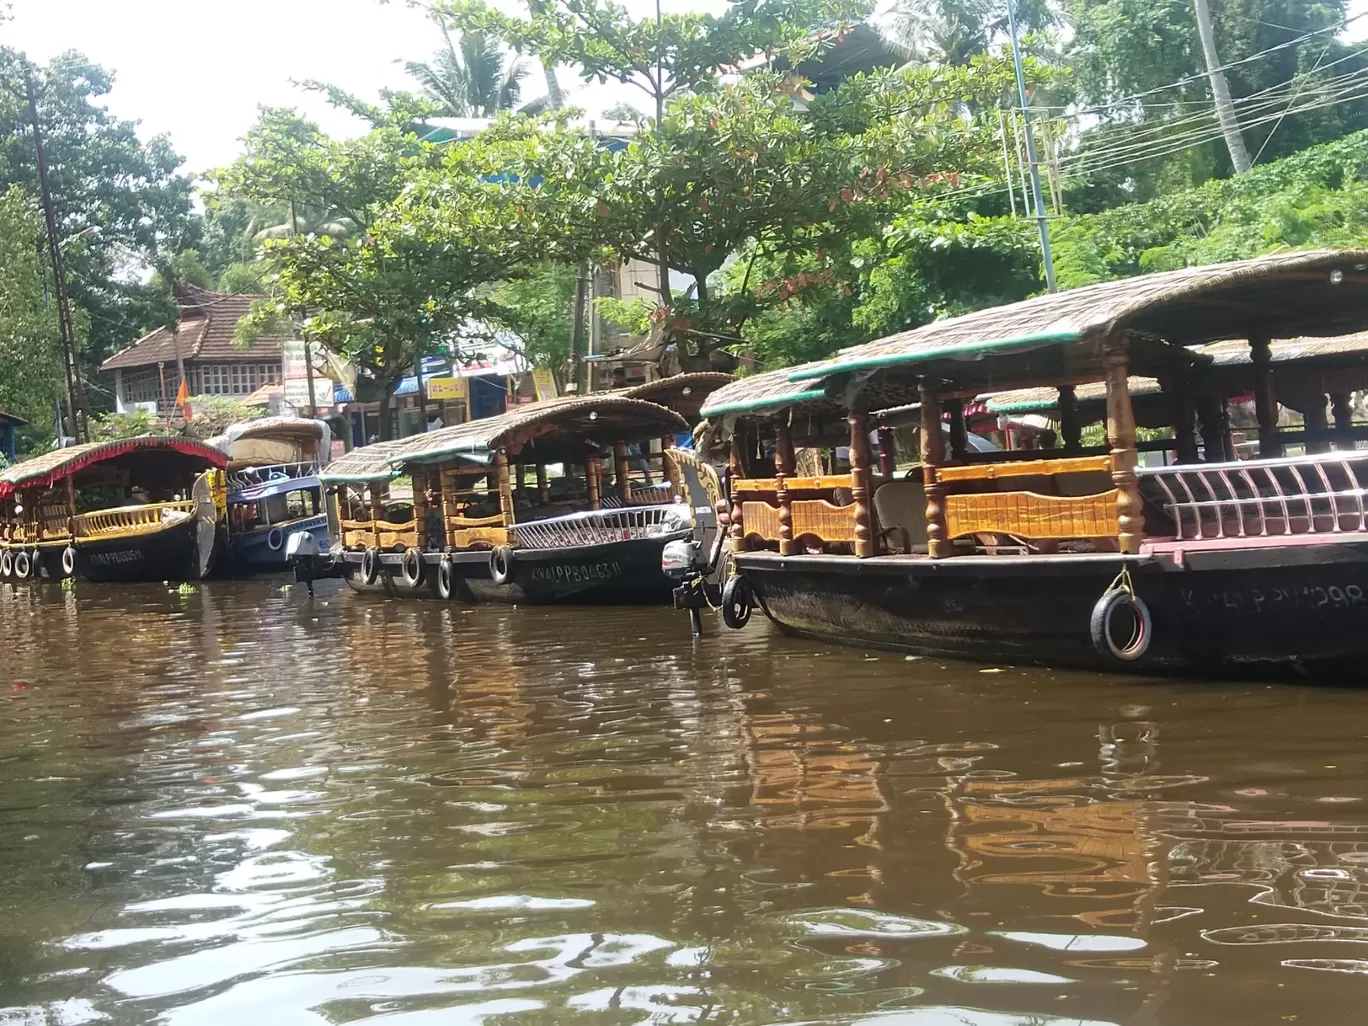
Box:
569, 262, 590, 394
25, 65, 87, 442
1193, 0, 1251, 173
1006, 0, 1056, 292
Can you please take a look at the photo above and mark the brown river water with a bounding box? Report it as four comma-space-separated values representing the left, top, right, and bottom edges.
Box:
1, 580, 1367, 1025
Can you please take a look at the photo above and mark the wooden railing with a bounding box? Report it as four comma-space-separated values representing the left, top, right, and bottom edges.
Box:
72, 501, 196, 539
445, 513, 509, 550
339, 517, 418, 550
935, 455, 1112, 483
734, 473, 861, 552
944, 490, 1120, 541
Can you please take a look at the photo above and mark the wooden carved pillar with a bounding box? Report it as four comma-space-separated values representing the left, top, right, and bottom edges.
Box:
413, 471, 428, 549
584, 458, 602, 511
1171, 359, 1199, 464
946, 400, 968, 462
876, 426, 896, 479
661, 437, 683, 498
1103, 337, 1144, 555
1304, 394, 1331, 454
494, 449, 515, 526
368, 483, 385, 546
1196, 396, 1228, 463
64, 476, 76, 536
440, 470, 458, 547
1250, 334, 1282, 458
848, 410, 875, 558
536, 464, 550, 505
1332, 392, 1354, 450
515, 462, 528, 502
613, 441, 632, 503
728, 441, 746, 549
1059, 386, 1081, 453
775, 420, 797, 555
919, 380, 950, 558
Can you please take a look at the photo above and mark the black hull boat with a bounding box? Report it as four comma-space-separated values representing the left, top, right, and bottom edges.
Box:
674, 250, 1368, 678
73, 513, 218, 584
341, 534, 687, 604
736, 537, 1368, 672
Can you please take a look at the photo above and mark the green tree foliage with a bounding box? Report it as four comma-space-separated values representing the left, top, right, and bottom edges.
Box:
216, 107, 580, 438
0, 186, 67, 453
488, 264, 577, 384
406, 24, 529, 117
0, 50, 196, 390
1063, 0, 1368, 205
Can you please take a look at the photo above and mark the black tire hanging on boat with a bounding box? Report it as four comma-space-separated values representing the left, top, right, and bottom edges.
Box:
400, 547, 424, 587
721, 575, 753, 630
360, 546, 381, 585
1090, 588, 1152, 663
0, 548, 11, 579
61, 546, 76, 577
12, 549, 31, 580
489, 545, 514, 586
436, 557, 455, 600
267, 527, 285, 552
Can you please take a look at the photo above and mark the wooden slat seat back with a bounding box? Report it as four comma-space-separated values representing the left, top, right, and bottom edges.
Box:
934, 456, 1120, 541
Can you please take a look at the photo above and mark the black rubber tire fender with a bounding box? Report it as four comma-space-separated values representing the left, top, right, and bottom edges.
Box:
360, 546, 382, 585
489, 545, 514, 586
0, 548, 12, 579
267, 527, 285, 552
1090, 588, 1153, 663
436, 557, 455, 600
12, 549, 31, 580
721, 575, 753, 630
61, 546, 76, 577
400, 547, 425, 587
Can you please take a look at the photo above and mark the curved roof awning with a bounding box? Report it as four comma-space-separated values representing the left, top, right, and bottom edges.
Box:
0, 437, 227, 499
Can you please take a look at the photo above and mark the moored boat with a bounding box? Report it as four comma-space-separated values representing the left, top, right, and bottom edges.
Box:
677, 249, 1368, 674
318, 383, 726, 604
211, 418, 332, 571
0, 437, 227, 584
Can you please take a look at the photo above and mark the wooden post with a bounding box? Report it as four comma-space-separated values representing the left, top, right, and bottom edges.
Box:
1103, 337, 1144, 555
64, 475, 76, 536
1304, 394, 1331, 454
368, 482, 384, 546
775, 420, 797, 555
613, 441, 631, 503
1332, 392, 1353, 450
875, 426, 896, 479
412, 471, 428, 549
536, 464, 550, 505
1250, 334, 1282, 458
584, 458, 602, 511
1172, 359, 1199, 464
515, 462, 528, 502
1059, 386, 1081, 453
1196, 396, 1227, 463
946, 399, 968, 462
848, 410, 875, 558
919, 380, 950, 558
494, 449, 515, 526
661, 436, 683, 498
728, 441, 745, 548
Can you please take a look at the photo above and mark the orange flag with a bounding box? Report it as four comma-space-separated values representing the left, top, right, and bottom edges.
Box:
175, 378, 192, 421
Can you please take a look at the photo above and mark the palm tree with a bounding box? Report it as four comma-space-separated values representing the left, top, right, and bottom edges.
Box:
406, 26, 529, 117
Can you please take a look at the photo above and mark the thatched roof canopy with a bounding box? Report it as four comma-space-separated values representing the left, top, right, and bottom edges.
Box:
318, 438, 413, 485
790, 251, 1368, 400
321, 395, 688, 483
0, 436, 226, 498
618, 372, 735, 424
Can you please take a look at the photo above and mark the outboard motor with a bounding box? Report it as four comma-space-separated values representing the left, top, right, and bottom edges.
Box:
285, 530, 322, 595
663, 450, 732, 637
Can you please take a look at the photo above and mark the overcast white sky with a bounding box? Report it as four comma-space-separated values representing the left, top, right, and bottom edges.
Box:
0, 0, 727, 177
5, 0, 1368, 180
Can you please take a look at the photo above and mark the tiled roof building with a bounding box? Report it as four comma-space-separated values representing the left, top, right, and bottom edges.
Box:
101, 283, 295, 413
